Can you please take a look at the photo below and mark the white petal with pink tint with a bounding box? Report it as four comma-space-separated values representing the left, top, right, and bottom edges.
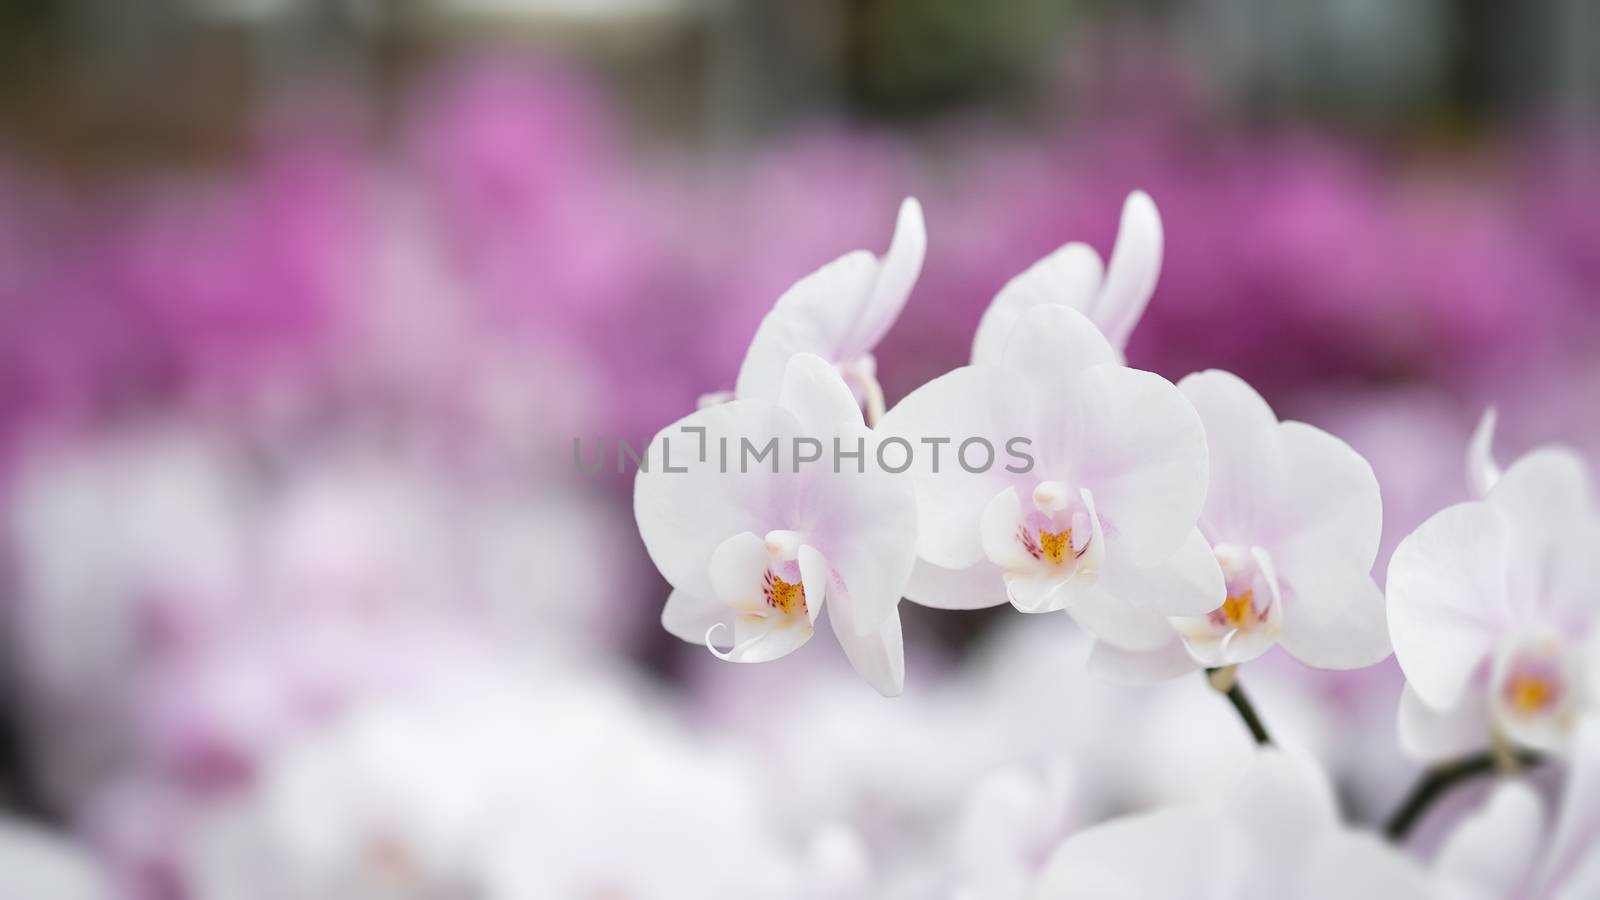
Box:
637, 356, 918, 691
735, 198, 924, 403
971, 242, 1104, 367
1386, 500, 1509, 709
970, 191, 1161, 364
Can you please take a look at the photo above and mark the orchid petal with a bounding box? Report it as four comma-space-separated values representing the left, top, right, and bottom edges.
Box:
1276, 572, 1391, 670
709, 531, 774, 610
778, 353, 864, 435
1085, 637, 1197, 683
971, 242, 1104, 366
1228, 750, 1338, 891
1486, 448, 1597, 617
708, 615, 812, 664
1387, 500, 1510, 709
1467, 408, 1502, 499
843, 196, 925, 357
1006, 571, 1072, 614
878, 366, 1035, 569
1063, 584, 1177, 652
661, 589, 733, 648
1435, 782, 1544, 898
797, 544, 829, 626
635, 401, 802, 601
1178, 369, 1277, 539
1397, 683, 1490, 761
1301, 833, 1440, 900
1097, 527, 1225, 618
828, 602, 905, 697
1035, 808, 1233, 900
980, 487, 1036, 571
804, 423, 917, 634
1540, 720, 1600, 894
1258, 422, 1383, 598
1093, 190, 1163, 350
734, 250, 879, 402
1058, 365, 1209, 565
902, 557, 1008, 610
998, 304, 1118, 397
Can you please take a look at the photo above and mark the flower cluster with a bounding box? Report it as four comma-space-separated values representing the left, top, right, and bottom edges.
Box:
635, 191, 1600, 894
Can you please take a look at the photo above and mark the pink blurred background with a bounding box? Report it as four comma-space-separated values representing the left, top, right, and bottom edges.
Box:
0, 2, 1596, 896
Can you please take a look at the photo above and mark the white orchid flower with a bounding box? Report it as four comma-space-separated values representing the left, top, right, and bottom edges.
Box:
1388, 439, 1600, 758
880, 304, 1221, 654
1434, 721, 1600, 899
637, 353, 918, 695
1089, 370, 1389, 680
727, 197, 926, 422
971, 191, 1162, 366
1033, 750, 1440, 900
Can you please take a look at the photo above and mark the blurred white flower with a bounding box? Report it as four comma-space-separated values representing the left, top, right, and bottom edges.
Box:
0, 818, 109, 900
638, 353, 918, 694
5, 423, 636, 810
1090, 370, 1389, 680
728, 197, 925, 420
1434, 721, 1600, 899
1388, 444, 1600, 757
882, 305, 1221, 652
6, 428, 247, 806
971, 191, 1161, 365
1033, 749, 1438, 899
945, 763, 1078, 900
182, 668, 794, 900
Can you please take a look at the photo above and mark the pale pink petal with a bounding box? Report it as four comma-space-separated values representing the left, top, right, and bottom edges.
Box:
1435, 782, 1543, 899
634, 401, 802, 601
1300, 833, 1440, 900
1063, 584, 1177, 652
797, 544, 830, 626
778, 353, 864, 435
1259, 422, 1383, 601
661, 589, 732, 647
1058, 365, 1209, 565
1179, 369, 1278, 541
997, 302, 1118, 397
1467, 408, 1501, 499
1006, 571, 1072, 614
1397, 683, 1491, 761
804, 423, 918, 634
1277, 572, 1391, 670
1541, 720, 1600, 895
1386, 500, 1510, 709
1228, 750, 1338, 892
1085, 637, 1197, 683
1035, 808, 1233, 900
828, 603, 905, 697
903, 557, 1008, 611
708, 531, 774, 609
735, 251, 879, 401
878, 366, 1035, 569
1092, 190, 1164, 350
842, 196, 925, 357
1096, 527, 1225, 618
979, 487, 1037, 571
971, 242, 1103, 366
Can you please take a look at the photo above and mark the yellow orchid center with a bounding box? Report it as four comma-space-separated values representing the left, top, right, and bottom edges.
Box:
1503, 671, 1558, 715
763, 570, 807, 616
1221, 590, 1257, 628
1037, 528, 1073, 565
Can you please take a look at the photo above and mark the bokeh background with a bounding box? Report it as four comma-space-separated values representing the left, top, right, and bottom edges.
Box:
0, 1, 1596, 896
